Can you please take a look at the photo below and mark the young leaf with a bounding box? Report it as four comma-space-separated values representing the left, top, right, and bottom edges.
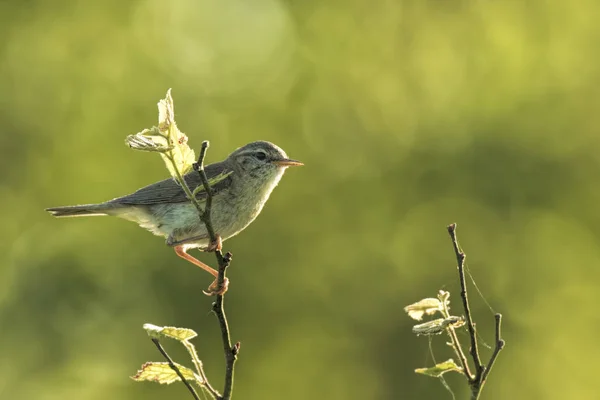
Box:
404, 298, 443, 320
125, 89, 196, 178
156, 89, 196, 177
143, 323, 197, 342
415, 359, 464, 377
131, 362, 204, 385
437, 290, 451, 305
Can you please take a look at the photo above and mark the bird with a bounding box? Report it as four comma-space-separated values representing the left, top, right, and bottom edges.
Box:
46, 141, 303, 294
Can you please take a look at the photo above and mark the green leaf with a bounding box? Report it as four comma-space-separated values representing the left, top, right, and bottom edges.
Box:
404, 297, 443, 321
143, 323, 197, 342
156, 89, 196, 177
142, 324, 204, 380
131, 362, 204, 385
126, 89, 196, 178
415, 359, 464, 377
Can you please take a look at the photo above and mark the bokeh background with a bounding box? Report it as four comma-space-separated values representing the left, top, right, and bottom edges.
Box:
1, 0, 599, 399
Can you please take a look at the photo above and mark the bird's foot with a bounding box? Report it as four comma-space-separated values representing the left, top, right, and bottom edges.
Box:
203, 277, 229, 296
205, 234, 223, 252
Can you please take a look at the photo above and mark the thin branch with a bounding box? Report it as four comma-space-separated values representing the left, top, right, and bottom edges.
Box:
479, 313, 505, 388
446, 224, 505, 400
447, 223, 484, 383
165, 140, 237, 399
440, 299, 473, 380
194, 142, 219, 251
213, 260, 237, 400
193, 141, 238, 400
167, 153, 205, 217
151, 338, 201, 400
184, 341, 221, 399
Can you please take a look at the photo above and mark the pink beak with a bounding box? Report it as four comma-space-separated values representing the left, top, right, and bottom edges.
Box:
272, 158, 304, 167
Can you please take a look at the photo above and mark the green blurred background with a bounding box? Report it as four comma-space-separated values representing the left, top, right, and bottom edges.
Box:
1, 0, 599, 399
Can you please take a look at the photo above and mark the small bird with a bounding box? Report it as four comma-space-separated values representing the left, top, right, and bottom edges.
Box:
46, 141, 303, 294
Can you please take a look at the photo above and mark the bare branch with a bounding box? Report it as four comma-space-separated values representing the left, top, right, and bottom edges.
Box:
446, 224, 505, 400
447, 223, 484, 382
480, 313, 505, 388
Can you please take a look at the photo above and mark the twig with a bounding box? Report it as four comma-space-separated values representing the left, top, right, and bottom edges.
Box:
165, 140, 237, 399
185, 341, 221, 399
447, 224, 483, 383
151, 338, 201, 400
167, 153, 205, 217
193, 141, 238, 400
446, 224, 505, 400
440, 298, 473, 380
479, 314, 505, 388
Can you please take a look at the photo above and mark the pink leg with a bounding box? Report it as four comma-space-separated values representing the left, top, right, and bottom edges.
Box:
174, 245, 218, 278
174, 245, 229, 295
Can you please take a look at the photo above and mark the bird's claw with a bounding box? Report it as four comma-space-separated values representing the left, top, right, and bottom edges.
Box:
205, 234, 223, 252
203, 277, 229, 296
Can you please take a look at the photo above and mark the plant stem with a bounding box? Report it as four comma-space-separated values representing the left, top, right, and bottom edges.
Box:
446, 224, 505, 400
447, 224, 483, 383
184, 341, 221, 399
194, 141, 237, 400
479, 314, 505, 390
167, 153, 205, 217
151, 339, 201, 400
165, 139, 237, 399
440, 298, 473, 380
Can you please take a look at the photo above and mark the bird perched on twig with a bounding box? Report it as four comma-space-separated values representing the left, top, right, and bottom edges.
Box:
46, 141, 303, 294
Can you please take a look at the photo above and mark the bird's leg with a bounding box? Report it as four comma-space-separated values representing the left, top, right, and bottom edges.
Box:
204, 234, 222, 253
174, 245, 218, 277
173, 245, 229, 295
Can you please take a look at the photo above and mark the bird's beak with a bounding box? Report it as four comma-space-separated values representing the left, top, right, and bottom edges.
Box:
272, 158, 304, 167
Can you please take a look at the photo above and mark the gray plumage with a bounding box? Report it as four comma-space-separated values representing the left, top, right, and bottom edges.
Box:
46, 141, 302, 250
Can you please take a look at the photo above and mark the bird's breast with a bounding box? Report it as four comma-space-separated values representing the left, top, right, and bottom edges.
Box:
213, 170, 285, 239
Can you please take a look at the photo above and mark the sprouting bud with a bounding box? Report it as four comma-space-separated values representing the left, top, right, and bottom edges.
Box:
404, 298, 444, 321
437, 290, 450, 304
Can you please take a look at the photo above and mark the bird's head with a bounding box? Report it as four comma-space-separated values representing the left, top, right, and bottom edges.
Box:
228, 141, 303, 181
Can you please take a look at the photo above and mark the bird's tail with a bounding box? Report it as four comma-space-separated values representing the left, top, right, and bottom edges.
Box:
46, 203, 113, 218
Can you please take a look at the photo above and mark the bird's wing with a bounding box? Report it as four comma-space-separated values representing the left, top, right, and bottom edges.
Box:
108, 162, 234, 206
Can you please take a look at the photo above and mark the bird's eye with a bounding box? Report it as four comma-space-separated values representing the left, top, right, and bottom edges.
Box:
255, 152, 267, 161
